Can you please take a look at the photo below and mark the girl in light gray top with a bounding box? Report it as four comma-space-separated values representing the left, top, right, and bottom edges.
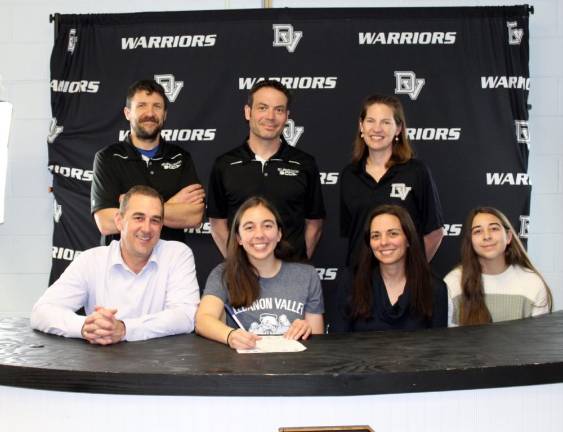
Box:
195, 196, 324, 350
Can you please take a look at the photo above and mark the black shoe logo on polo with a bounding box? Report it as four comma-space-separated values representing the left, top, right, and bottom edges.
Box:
277, 168, 299, 177
161, 160, 182, 170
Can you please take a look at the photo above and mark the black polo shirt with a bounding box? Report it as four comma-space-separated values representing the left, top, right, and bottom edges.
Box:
91, 134, 200, 243
340, 158, 444, 265
207, 138, 326, 259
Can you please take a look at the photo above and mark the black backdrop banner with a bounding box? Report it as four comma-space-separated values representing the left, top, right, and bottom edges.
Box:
48, 7, 532, 323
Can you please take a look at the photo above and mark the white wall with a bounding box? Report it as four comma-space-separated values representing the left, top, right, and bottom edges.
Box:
2, 383, 563, 432
0, 0, 561, 317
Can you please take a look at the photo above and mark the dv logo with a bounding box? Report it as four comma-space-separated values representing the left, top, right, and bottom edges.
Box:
394, 71, 425, 100
519, 215, 530, 238
273, 24, 302, 53
154, 74, 184, 103
53, 199, 62, 223
515, 120, 530, 148
47, 118, 64, 143
283, 119, 304, 147
68, 28, 78, 53
507, 21, 524, 45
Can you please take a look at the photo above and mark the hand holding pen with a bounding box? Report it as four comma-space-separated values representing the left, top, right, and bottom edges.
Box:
226, 328, 262, 349
224, 304, 261, 350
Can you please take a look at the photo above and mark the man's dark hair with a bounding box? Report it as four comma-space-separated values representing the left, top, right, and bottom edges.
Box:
126, 80, 168, 110
119, 185, 164, 217
247, 79, 292, 110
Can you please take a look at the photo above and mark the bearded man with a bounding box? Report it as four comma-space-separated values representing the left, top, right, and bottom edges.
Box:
91, 79, 204, 245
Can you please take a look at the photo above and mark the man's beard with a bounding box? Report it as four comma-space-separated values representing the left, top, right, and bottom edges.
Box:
133, 119, 163, 141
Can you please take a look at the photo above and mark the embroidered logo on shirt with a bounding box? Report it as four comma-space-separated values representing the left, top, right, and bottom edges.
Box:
277, 167, 299, 176
161, 160, 182, 170
390, 183, 412, 200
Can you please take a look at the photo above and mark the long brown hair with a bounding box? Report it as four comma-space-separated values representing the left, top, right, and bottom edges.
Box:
350, 204, 433, 321
458, 207, 553, 325
223, 196, 292, 307
351, 95, 414, 166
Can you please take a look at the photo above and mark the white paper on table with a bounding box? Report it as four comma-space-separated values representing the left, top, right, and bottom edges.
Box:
236, 335, 307, 354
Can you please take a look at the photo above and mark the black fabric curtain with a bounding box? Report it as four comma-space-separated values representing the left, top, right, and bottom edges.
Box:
48, 6, 531, 322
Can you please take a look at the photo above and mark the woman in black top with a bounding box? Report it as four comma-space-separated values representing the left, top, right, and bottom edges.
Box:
331, 204, 447, 332
340, 94, 444, 266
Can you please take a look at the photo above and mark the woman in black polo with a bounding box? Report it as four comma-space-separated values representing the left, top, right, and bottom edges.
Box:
340, 94, 444, 266
331, 204, 448, 332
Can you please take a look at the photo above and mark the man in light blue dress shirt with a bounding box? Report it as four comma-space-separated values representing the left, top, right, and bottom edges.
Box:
31, 185, 200, 344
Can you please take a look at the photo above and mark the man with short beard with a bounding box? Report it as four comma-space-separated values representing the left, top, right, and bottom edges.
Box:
91, 80, 205, 245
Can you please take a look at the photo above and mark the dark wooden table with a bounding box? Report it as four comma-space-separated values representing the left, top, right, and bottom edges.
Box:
1, 313, 563, 396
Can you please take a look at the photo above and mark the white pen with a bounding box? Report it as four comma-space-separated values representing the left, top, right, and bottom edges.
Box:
224, 304, 246, 331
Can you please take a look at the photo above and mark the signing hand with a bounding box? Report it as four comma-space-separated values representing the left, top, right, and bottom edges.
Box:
226, 329, 262, 350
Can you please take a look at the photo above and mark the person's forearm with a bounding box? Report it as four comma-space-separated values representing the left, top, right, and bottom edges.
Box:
94, 208, 119, 235
122, 306, 196, 341
304, 312, 325, 334
195, 312, 232, 345
304, 219, 324, 259
209, 218, 229, 257
30, 261, 90, 338
30, 303, 86, 338
163, 202, 205, 229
